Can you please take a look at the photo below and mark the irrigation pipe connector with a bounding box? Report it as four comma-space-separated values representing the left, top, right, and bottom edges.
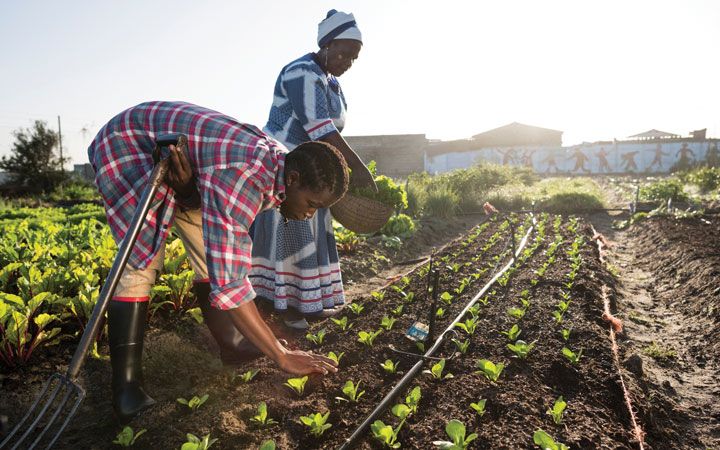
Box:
337, 213, 536, 450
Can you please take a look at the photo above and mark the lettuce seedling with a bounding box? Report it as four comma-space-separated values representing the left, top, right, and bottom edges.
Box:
391, 304, 404, 316
500, 324, 521, 341
546, 396, 567, 425
560, 328, 571, 341
424, 358, 454, 380
337, 380, 365, 403
470, 399, 486, 417
440, 291, 453, 305
250, 402, 277, 427
452, 338, 470, 354
358, 329, 383, 348
259, 441, 276, 450
180, 433, 218, 450
371, 420, 401, 448
392, 403, 411, 421
401, 291, 416, 303
113, 426, 146, 447
447, 262, 463, 273
416, 341, 426, 352
432, 419, 478, 449
177, 394, 209, 412
455, 317, 478, 336
507, 307, 526, 320
327, 351, 345, 365
556, 300, 570, 314
520, 298, 531, 310
468, 304, 481, 318
284, 376, 309, 396
299, 411, 332, 437
436, 307, 446, 318
562, 347, 583, 364
406, 386, 422, 414
380, 316, 397, 331
348, 303, 365, 315
476, 359, 504, 383
306, 328, 327, 346
232, 368, 259, 384
331, 316, 353, 331
371, 291, 386, 301
552, 310, 564, 324
532, 429, 569, 450
381, 359, 399, 374
507, 340, 536, 359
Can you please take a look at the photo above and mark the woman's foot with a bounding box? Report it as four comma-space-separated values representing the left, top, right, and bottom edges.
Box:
282, 308, 309, 330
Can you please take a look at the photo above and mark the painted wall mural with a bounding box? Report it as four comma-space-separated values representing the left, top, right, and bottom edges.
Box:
426, 141, 719, 175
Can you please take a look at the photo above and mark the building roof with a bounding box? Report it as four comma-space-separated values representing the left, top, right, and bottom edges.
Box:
627, 129, 680, 139
471, 122, 563, 147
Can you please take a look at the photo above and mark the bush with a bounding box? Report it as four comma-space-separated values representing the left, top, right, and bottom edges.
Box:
423, 185, 459, 218
685, 167, 720, 193
381, 213, 416, 238
639, 178, 689, 203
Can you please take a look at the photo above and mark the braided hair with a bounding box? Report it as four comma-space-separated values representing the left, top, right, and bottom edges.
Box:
285, 141, 349, 198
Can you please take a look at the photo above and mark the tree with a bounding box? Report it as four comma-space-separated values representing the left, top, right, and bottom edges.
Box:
0, 120, 67, 193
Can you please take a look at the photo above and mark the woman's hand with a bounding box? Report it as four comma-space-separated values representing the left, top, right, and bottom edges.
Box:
166, 144, 200, 208
276, 348, 338, 375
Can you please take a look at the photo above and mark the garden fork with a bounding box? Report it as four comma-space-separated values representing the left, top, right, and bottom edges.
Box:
0, 134, 186, 450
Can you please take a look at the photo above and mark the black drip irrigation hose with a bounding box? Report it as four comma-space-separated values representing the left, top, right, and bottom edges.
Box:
337, 213, 537, 450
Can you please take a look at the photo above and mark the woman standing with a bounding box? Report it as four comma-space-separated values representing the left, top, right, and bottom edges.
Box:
250, 10, 374, 329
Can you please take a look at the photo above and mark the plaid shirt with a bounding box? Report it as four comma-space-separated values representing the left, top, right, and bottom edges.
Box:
88, 101, 287, 309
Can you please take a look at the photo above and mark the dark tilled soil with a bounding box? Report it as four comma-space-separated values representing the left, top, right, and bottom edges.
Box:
593, 214, 720, 450
0, 215, 671, 449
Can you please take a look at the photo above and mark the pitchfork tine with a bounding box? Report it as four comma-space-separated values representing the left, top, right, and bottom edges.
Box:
28, 378, 77, 450
44, 386, 85, 450
10, 375, 64, 450
1, 374, 59, 448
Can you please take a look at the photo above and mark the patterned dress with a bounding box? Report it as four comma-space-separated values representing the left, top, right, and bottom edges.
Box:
249, 53, 346, 314
87, 101, 287, 310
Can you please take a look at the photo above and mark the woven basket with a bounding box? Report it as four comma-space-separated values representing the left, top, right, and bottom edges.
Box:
330, 193, 394, 234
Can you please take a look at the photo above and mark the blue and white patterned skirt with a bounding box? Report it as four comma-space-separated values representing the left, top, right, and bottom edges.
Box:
249, 207, 345, 314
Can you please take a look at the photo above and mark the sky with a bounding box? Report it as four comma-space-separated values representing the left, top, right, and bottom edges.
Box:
1, 0, 719, 168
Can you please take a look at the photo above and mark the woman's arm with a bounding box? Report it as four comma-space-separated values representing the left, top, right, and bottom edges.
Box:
226, 302, 337, 375
320, 131, 377, 191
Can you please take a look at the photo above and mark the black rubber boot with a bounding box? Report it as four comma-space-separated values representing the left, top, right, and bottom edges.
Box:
194, 282, 263, 367
108, 300, 156, 423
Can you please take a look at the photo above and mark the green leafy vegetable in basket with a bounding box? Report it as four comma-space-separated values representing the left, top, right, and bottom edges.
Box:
350, 161, 408, 210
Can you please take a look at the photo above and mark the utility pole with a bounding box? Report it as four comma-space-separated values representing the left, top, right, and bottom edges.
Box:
57, 115, 64, 176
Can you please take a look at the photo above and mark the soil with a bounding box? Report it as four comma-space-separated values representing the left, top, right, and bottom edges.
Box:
1, 211, 718, 449
590, 212, 720, 449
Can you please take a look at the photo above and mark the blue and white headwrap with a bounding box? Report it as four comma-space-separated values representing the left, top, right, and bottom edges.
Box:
317, 9, 362, 48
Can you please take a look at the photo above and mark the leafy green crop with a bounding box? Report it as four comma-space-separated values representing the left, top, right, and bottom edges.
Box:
533, 429, 569, 450
181, 433, 218, 450
358, 329, 382, 348
432, 419, 478, 449
476, 359, 504, 383
284, 376, 309, 396
231, 368, 259, 384
380, 316, 397, 331
381, 214, 416, 238
250, 402, 277, 427
371, 420, 401, 448
113, 426, 146, 447
452, 338, 470, 354
470, 399, 486, 417
337, 380, 365, 403
455, 317, 478, 336
331, 316, 353, 331
348, 303, 365, 315
381, 359, 399, 374
507, 340, 536, 359
350, 161, 408, 210
299, 411, 332, 437
500, 324, 521, 341
177, 394, 209, 412
546, 396, 567, 425
327, 351, 345, 365
306, 328, 327, 346
562, 347, 583, 364
424, 358, 454, 380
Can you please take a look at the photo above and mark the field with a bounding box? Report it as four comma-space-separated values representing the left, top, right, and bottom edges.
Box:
1, 171, 719, 449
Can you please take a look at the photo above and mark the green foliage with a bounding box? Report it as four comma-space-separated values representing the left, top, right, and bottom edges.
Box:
306, 328, 327, 346
231, 369, 259, 384
381, 213, 416, 237
685, 166, 720, 193
113, 426, 146, 447
533, 429, 569, 450
250, 402, 277, 427
470, 399, 486, 417
350, 161, 408, 209
371, 420, 401, 448
337, 380, 365, 402
475, 359, 504, 383
500, 324, 521, 341
357, 329, 382, 348
380, 315, 397, 331
327, 351, 345, 365
423, 185, 460, 218
640, 178, 689, 202
0, 120, 66, 193
451, 338, 470, 354
432, 419, 478, 449
424, 358, 454, 380
177, 394, 209, 412
348, 303, 365, 315
259, 441, 276, 450
546, 396, 567, 425
0, 291, 61, 367
180, 433, 218, 450
284, 376, 309, 396
507, 340, 536, 359
380, 359, 399, 374
299, 411, 332, 437
331, 316, 353, 331
561, 347, 583, 364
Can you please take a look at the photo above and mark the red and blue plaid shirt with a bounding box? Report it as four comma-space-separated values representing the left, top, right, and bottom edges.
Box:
88, 101, 287, 309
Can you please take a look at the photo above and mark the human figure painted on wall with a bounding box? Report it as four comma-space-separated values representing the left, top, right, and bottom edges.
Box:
621, 151, 640, 172
596, 147, 611, 172
677, 143, 695, 164
706, 143, 719, 167
521, 149, 535, 168
542, 151, 560, 173
647, 143, 669, 171
497, 148, 517, 166
567, 147, 590, 173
